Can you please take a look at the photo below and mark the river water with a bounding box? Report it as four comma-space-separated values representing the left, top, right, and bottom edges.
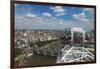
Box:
23, 54, 56, 66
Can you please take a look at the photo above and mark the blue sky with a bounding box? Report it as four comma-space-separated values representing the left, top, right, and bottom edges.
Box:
15, 4, 94, 30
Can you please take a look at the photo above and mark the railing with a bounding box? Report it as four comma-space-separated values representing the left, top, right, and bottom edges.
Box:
56, 46, 94, 63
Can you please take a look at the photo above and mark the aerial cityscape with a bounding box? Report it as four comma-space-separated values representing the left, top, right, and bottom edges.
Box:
14, 3, 95, 67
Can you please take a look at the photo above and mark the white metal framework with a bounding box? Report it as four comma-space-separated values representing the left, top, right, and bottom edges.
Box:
56, 27, 94, 63
71, 27, 85, 47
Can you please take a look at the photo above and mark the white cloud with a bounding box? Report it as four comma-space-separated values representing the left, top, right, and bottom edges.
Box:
55, 12, 65, 16
73, 12, 88, 22
59, 20, 64, 25
15, 13, 67, 30
72, 12, 94, 29
50, 6, 65, 16
42, 13, 52, 17
15, 12, 94, 30
83, 8, 94, 12
25, 13, 36, 18
51, 6, 64, 13
83, 8, 94, 15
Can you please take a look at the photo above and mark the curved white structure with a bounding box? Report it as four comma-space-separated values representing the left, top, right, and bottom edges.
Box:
57, 27, 94, 63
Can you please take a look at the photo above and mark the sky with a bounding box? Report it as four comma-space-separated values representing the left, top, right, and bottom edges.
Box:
15, 3, 94, 30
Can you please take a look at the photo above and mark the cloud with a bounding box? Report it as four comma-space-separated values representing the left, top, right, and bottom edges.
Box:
15, 13, 67, 30
73, 12, 88, 22
50, 6, 65, 16
55, 12, 65, 16
83, 8, 94, 12
72, 12, 94, 29
42, 13, 52, 17
25, 13, 36, 18
83, 8, 94, 15
15, 12, 94, 30
58, 20, 65, 25
51, 6, 64, 13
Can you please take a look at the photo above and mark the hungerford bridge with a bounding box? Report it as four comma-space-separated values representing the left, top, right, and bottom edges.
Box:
56, 27, 94, 63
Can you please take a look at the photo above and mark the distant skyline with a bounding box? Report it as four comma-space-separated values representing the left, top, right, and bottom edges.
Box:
15, 3, 94, 30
